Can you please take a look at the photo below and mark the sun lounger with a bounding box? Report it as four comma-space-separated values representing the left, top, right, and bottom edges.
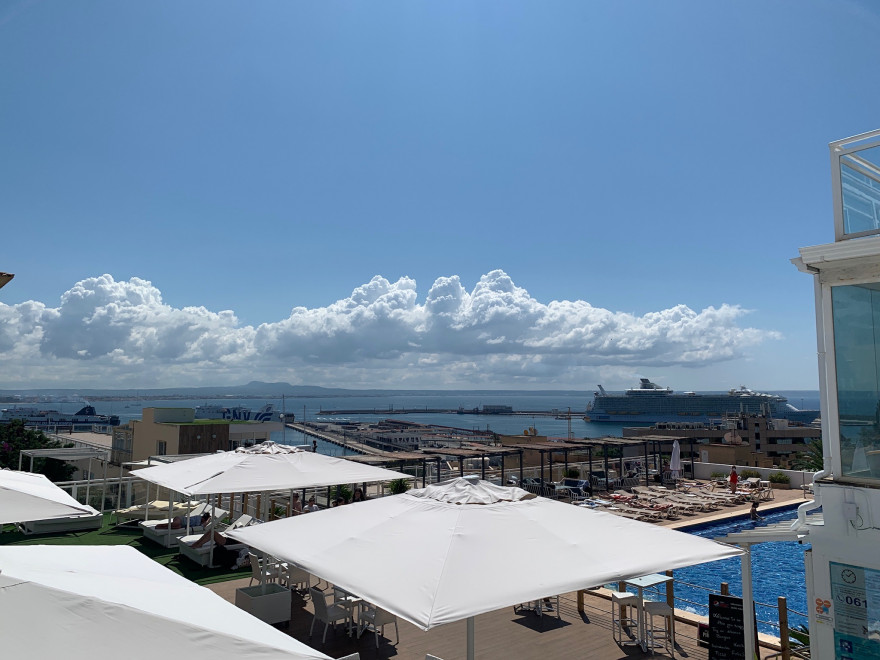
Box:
139, 504, 228, 547
650, 497, 699, 515
612, 503, 662, 520
176, 514, 255, 567
17, 505, 103, 535
665, 494, 720, 512
113, 500, 202, 524
632, 486, 659, 498
604, 508, 648, 522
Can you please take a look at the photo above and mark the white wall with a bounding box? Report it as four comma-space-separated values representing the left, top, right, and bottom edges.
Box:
805, 481, 880, 659
693, 462, 814, 488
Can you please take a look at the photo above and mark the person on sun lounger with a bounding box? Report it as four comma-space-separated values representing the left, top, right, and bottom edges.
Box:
155, 512, 210, 530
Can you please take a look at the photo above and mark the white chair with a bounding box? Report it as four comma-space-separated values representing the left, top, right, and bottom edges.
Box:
611, 590, 639, 645
357, 602, 399, 648
309, 588, 351, 643
248, 552, 284, 586
426, 655, 445, 660
644, 600, 675, 657
284, 564, 311, 592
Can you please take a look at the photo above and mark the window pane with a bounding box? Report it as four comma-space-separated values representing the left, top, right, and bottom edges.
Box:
832, 283, 880, 480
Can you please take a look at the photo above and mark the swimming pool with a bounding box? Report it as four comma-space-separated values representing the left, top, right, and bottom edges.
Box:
628, 506, 811, 636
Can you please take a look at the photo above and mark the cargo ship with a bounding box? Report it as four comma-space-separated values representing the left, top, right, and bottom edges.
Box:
585, 379, 819, 424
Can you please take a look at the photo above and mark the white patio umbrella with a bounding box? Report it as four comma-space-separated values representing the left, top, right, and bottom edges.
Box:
229, 476, 743, 659
0, 469, 93, 525
669, 439, 682, 478
0, 545, 332, 660
134, 441, 409, 495
134, 441, 410, 559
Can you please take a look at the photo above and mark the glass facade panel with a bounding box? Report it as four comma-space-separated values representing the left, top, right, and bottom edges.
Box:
841, 163, 880, 236
832, 283, 880, 481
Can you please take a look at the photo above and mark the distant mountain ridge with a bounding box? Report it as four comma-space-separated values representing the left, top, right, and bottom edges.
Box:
0, 381, 593, 399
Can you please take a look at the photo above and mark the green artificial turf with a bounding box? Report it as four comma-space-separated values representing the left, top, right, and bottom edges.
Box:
0, 514, 247, 585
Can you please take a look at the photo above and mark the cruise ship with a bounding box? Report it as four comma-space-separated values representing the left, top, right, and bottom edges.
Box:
193, 403, 286, 422
0, 405, 121, 429
585, 378, 820, 424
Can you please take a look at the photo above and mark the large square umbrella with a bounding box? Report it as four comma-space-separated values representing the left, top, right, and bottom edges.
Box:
134, 441, 409, 495
0, 545, 332, 659
0, 469, 94, 525
230, 476, 743, 658
134, 441, 411, 557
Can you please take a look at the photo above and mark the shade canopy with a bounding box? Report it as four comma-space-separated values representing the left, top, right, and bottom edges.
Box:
669, 439, 682, 476
0, 545, 331, 660
0, 470, 93, 524
134, 441, 410, 495
230, 477, 743, 631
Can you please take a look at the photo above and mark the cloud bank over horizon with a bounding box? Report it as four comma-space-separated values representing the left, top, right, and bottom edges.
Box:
0, 271, 779, 389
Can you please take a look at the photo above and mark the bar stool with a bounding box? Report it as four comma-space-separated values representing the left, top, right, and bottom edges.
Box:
644, 600, 675, 657
611, 591, 639, 645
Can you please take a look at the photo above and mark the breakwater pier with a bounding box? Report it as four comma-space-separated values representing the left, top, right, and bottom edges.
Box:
317, 406, 567, 417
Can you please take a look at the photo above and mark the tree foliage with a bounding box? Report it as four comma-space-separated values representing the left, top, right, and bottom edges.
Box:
0, 420, 76, 482
791, 437, 824, 473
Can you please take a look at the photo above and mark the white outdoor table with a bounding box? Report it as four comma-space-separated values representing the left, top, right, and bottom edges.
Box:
623, 573, 673, 651
333, 587, 363, 636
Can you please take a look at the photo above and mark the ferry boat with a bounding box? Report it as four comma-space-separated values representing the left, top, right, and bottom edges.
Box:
193, 403, 286, 422
585, 378, 819, 424
0, 405, 120, 429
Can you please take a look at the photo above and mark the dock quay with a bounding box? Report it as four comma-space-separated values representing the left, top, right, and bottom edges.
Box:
317, 407, 565, 416
286, 422, 373, 455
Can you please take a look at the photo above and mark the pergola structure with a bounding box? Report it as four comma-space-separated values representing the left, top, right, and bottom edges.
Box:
18, 447, 110, 510
0, 272, 13, 290
343, 436, 701, 492
345, 447, 525, 487
505, 435, 697, 488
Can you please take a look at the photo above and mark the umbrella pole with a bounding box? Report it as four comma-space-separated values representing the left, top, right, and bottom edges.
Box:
85, 457, 92, 506
167, 495, 174, 545
210, 497, 216, 568
117, 462, 123, 516
102, 456, 108, 513
467, 616, 475, 660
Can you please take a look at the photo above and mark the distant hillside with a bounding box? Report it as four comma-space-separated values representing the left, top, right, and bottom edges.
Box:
0, 381, 591, 399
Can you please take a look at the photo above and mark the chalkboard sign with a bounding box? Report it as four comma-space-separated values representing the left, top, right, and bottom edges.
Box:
708, 594, 745, 660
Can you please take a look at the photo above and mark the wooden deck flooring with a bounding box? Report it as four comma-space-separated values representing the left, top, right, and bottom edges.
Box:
209, 579, 707, 659
206, 487, 811, 659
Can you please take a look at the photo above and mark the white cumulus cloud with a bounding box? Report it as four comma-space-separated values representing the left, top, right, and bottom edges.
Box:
0, 270, 779, 388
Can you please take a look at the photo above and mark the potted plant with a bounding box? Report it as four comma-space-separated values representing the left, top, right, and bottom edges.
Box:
332, 484, 353, 503
387, 478, 410, 495
769, 471, 791, 490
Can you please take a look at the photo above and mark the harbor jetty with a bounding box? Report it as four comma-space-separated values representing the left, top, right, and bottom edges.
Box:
318, 406, 568, 416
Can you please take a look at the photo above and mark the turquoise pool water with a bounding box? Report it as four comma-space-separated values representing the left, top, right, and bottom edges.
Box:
628, 506, 810, 636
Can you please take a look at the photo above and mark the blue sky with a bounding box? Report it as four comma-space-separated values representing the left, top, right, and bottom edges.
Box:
1, 0, 877, 391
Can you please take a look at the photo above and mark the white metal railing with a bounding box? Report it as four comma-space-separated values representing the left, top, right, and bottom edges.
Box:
830, 128, 880, 241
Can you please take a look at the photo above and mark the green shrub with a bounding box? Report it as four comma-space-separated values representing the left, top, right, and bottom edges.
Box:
387, 478, 410, 495
740, 469, 762, 479
769, 471, 791, 484
332, 484, 353, 502
710, 471, 726, 478
790, 624, 809, 647
564, 468, 580, 479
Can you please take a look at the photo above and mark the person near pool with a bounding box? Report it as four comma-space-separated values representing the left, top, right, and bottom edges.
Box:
750, 501, 763, 521
729, 466, 738, 494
